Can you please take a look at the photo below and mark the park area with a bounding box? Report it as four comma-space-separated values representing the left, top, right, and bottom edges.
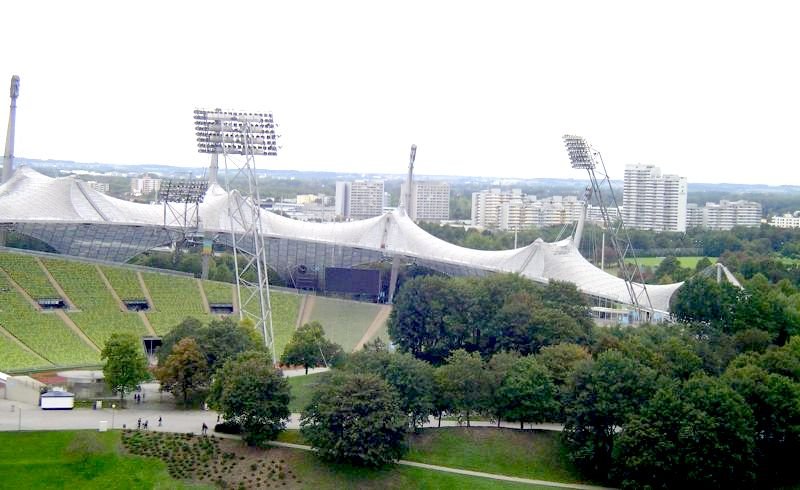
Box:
0, 429, 587, 489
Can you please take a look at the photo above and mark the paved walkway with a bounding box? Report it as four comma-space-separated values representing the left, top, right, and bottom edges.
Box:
267, 440, 614, 490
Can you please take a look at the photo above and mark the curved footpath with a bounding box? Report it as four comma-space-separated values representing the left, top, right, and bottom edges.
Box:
0, 396, 597, 489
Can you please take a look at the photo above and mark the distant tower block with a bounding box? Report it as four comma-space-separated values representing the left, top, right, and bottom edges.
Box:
2, 75, 20, 184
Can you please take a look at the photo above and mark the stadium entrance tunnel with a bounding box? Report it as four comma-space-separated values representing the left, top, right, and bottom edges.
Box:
210, 303, 234, 315
37, 298, 67, 310
142, 337, 162, 363
124, 300, 150, 312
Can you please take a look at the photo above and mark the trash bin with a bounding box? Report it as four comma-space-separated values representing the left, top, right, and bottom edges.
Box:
98, 421, 108, 432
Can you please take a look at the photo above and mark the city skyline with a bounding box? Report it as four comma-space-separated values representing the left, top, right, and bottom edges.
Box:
2, 1, 799, 186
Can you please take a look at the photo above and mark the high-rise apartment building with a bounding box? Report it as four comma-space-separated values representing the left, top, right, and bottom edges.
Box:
400, 181, 450, 221
130, 176, 162, 197
334, 180, 385, 220
471, 188, 583, 230
686, 200, 762, 230
622, 164, 687, 232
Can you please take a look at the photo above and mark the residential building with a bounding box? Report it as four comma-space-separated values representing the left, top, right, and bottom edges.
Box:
686, 200, 762, 230
334, 180, 385, 220
770, 213, 800, 229
471, 188, 584, 230
130, 176, 162, 197
84, 180, 109, 194
622, 164, 687, 232
400, 181, 450, 221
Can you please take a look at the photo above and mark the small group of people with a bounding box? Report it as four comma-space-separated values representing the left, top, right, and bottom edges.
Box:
134, 392, 145, 404
136, 416, 162, 430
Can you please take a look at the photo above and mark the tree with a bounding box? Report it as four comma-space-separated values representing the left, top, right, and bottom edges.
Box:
101, 333, 150, 402
156, 337, 209, 407
725, 363, 800, 485
562, 350, 659, 479
614, 376, 756, 489
158, 316, 260, 372
157, 317, 204, 365
695, 256, 713, 272
497, 356, 558, 429
345, 349, 436, 431
485, 351, 520, 426
536, 343, 591, 386
300, 372, 408, 466
436, 349, 488, 426
280, 322, 344, 374
202, 317, 260, 370
208, 351, 291, 447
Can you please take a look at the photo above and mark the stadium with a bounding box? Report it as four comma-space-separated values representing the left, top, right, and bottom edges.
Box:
0, 166, 681, 309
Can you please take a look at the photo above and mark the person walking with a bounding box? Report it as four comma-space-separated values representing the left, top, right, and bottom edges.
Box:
137, 418, 141, 430
201, 422, 208, 435
158, 416, 162, 427
143, 420, 148, 430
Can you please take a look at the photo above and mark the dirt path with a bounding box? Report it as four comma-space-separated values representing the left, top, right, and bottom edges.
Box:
95, 265, 126, 311
294, 294, 308, 329
298, 294, 316, 327
54, 310, 101, 353
265, 441, 615, 490
196, 279, 210, 314
136, 272, 156, 309
0, 269, 41, 310
0, 324, 51, 364
353, 304, 392, 351
35, 257, 76, 310
138, 311, 157, 336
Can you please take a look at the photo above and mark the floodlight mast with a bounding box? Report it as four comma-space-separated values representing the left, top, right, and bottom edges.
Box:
563, 135, 654, 322
194, 108, 279, 365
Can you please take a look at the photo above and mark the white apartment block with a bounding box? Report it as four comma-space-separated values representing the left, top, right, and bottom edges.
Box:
334, 180, 385, 220
770, 213, 800, 229
130, 176, 162, 197
622, 164, 687, 232
401, 181, 450, 221
471, 188, 583, 230
84, 180, 109, 194
686, 200, 762, 230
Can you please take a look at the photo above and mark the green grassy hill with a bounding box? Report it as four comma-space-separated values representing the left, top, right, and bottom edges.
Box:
0, 251, 385, 373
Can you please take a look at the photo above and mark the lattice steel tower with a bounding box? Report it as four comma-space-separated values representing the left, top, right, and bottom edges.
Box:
195, 109, 280, 363
563, 135, 654, 321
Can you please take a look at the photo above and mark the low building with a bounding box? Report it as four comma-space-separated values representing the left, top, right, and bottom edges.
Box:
686, 200, 762, 230
770, 213, 800, 229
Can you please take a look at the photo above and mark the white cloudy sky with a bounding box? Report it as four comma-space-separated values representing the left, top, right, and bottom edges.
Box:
2, 1, 799, 184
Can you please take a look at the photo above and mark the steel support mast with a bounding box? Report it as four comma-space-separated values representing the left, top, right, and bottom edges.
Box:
195, 109, 280, 363
563, 135, 653, 322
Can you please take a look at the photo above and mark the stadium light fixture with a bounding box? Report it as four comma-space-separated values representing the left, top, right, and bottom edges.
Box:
193, 106, 280, 365
194, 109, 278, 156
158, 180, 209, 204
563, 134, 596, 170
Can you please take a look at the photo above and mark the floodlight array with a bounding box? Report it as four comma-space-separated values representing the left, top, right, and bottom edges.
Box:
159, 180, 209, 204
563, 135, 596, 169
194, 109, 279, 156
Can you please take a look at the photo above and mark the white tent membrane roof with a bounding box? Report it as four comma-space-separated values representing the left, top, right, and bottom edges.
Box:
0, 167, 682, 312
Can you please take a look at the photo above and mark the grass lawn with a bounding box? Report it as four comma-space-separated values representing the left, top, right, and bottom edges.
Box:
0, 429, 554, 489
404, 427, 588, 485
0, 430, 206, 489
287, 371, 331, 412
277, 427, 588, 487
306, 297, 384, 352
626, 256, 717, 269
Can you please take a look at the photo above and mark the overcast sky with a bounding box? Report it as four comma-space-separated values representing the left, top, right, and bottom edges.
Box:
2, 1, 799, 185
